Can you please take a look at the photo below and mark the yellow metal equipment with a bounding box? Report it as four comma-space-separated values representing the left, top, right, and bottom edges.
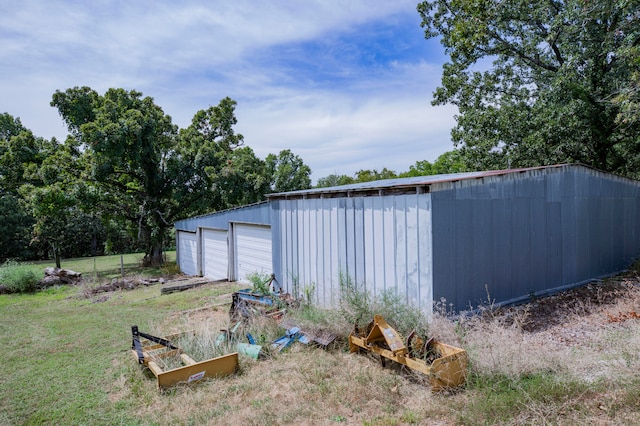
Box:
348, 315, 468, 391
131, 326, 238, 389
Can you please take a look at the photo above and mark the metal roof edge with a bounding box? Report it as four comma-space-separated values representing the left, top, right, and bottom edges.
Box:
266, 164, 580, 199
173, 200, 270, 227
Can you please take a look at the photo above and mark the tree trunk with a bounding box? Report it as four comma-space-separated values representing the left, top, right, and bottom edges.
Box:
54, 245, 61, 269
140, 210, 167, 267
144, 244, 164, 267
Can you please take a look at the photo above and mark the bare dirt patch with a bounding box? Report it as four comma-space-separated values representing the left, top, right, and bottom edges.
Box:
488, 271, 640, 347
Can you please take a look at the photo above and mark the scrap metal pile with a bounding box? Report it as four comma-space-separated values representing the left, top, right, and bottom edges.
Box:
131, 289, 467, 391
349, 315, 468, 391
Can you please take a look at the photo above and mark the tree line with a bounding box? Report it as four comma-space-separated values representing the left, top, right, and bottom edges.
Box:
1, 90, 312, 266
0, 87, 462, 266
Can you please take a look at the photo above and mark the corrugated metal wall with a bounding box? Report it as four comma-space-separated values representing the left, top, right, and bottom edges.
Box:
431, 166, 640, 311
173, 202, 271, 232
272, 194, 433, 312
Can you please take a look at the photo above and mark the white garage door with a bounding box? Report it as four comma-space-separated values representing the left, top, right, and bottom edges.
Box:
233, 224, 272, 284
202, 228, 228, 280
177, 231, 198, 276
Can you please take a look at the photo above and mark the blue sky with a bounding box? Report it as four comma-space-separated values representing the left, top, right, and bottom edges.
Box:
0, 0, 457, 181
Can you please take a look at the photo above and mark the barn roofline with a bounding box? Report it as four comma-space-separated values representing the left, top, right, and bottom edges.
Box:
267, 163, 639, 200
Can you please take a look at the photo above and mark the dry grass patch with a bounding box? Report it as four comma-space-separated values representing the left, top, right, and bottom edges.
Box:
102, 270, 640, 425
122, 305, 465, 425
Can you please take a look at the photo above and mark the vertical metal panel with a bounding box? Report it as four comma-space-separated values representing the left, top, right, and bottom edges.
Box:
432, 166, 640, 312
363, 197, 376, 296
353, 197, 366, 288
328, 198, 340, 305
174, 202, 271, 232
308, 199, 318, 303
233, 224, 272, 284
405, 195, 419, 307
274, 193, 434, 312
545, 202, 563, 288
417, 194, 433, 314
512, 198, 532, 300
177, 231, 198, 276
371, 197, 386, 298
270, 201, 282, 289
394, 196, 408, 299
201, 228, 228, 280
382, 196, 396, 292
491, 199, 511, 300
344, 198, 357, 282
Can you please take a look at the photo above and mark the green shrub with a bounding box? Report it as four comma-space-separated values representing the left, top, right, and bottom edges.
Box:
338, 271, 429, 337
246, 271, 273, 294
0, 260, 40, 293
338, 271, 373, 329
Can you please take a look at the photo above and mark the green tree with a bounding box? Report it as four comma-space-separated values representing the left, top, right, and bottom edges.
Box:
315, 174, 355, 188
354, 168, 397, 182
52, 89, 267, 266
417, 0, 640, 176
52, 87, 179, 266
0, 194, 34, 261
265, 149, 312, 193
0, 113, 26, 144
171, 97, 266, 217
400, 150, 468, 177
23, 183, 74, 268
613, 43, 640, 124
216, 146, 270, 207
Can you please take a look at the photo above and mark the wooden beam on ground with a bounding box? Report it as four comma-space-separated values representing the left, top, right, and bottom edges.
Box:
160, 279, 213, 295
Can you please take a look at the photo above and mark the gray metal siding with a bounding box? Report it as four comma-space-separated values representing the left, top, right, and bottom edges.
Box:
174, 202, 271, 232
274, 194, 433, 312
432, 167, 640, 311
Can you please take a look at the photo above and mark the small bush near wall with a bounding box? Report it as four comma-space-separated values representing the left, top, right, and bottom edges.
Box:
0, 261, 40, 293
339, 271, 430, 337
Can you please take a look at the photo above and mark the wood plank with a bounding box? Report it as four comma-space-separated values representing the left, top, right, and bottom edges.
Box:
148, 361, 164, 376
180, 354, 197, 365
161, 280, 212, 295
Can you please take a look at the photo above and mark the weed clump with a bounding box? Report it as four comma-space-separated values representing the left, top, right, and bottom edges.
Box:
338, 271, 429, 338
246, 271, 273, 295
0, 260, 40, 293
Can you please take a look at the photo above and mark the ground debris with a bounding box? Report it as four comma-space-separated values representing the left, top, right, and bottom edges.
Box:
39, 267, 83, 288
467, 270, 640, 348
89, 277, 163, 294
160, 278, 216, 294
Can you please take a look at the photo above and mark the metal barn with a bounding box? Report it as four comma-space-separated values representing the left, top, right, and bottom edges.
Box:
175, 164, 640, 313
174, 202, 272, 283
269, 164, 640, 313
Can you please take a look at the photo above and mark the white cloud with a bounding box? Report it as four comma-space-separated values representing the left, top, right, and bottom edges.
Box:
0, 0, 456, 182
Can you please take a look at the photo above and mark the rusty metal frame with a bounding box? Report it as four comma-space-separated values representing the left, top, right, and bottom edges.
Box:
348, 315, 468, 391
131, 326, 238, 389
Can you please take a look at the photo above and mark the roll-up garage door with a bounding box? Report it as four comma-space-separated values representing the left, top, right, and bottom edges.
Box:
177, 231, 198, 276
201, 228, 228, 280
233, 224, 272, 283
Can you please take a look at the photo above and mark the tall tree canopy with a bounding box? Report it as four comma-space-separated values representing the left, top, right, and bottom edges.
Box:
418, 0, 640, 176
51, 88, 312, 266
52, 87, 180, 265
265, 149, 312, 193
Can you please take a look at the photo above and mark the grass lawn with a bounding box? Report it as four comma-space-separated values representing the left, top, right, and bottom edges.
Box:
0, 252, 240, 425
2, 254, 640, 425
27, 251, 177, 279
